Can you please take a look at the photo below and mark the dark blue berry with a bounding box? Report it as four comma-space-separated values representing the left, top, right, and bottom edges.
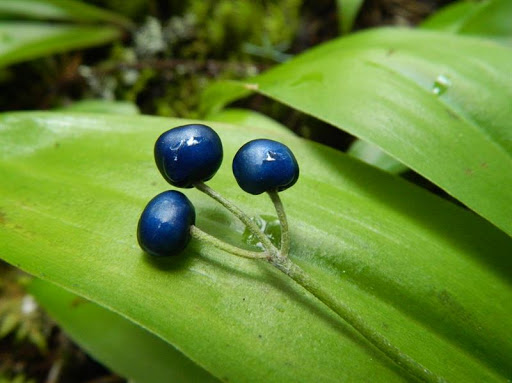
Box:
154, 124, 223, 188
137, 190, 196, 256
232, 139, 299, 195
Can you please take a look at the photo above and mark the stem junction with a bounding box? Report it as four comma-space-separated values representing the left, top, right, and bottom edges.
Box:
191, 182, 444, 383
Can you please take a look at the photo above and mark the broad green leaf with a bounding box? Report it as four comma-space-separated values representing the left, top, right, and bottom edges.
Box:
0, 112, 511, 382
207, 108, 293, 136
356, 0, 511, 175
421, 0, 512, 43
199, 28, 512, 236
347, 140, 408, 174
29, 278, 218, 383
336, 0, 364, 34
58, 100, 140, 115
0, 22, 121, 69
0, 0, 132, 28
357, 0, 512, 176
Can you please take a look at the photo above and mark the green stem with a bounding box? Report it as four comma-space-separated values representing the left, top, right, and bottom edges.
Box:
190, 226, 267, 260
193, 182, 279, 256
270, 256, 444, 383
267, 191, 290, 257
193, 183, 444, 382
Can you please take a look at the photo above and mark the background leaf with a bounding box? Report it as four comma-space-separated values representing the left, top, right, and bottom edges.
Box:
58, 100, 140, 116
336, 0, 364, 34
199, 80, 252, 117
0, 112, 511, 382
206, 108, 292, 136
346, 0, 512, 174
0, 0, 132, 28
0, 22, 121, 69
421, 0, 512, 43
199, 28, 512, 236
29, 278, 218, 383
347, 140, 408, 174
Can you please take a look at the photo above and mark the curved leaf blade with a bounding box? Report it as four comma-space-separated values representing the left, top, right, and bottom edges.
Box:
0, 112, 511, 382
347, 139, 408, 174
422, 0, 512, 43
206, 108, 293, 136
29, 278, 219, 383
0, 22, 121, 69
204, 28, 512, 236
58, 100, 140, 116
199, 80, 252, 116
0, 0, 132, 28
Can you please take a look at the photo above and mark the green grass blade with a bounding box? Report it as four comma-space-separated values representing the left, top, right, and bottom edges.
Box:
29, 278, 219, 383
0, 22, 121, 69
0, 112, 511, 382
0, 0, 132, 28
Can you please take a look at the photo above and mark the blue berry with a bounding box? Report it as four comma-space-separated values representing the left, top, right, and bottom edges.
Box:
137, 191, 195, 256
232, 139, 299, 195
154, 124, 223, 188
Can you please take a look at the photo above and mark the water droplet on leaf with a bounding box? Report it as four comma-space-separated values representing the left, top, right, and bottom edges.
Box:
242, 215, 281, 249
432, 74, 451, 96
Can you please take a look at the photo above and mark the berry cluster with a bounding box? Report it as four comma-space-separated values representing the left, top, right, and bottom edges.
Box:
137, 124, 299, 258
135, 125, 438, 382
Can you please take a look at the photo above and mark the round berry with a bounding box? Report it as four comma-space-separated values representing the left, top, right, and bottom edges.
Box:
154, 124, 223, 188
232, 139, 299, 195
137, 190, 196, 257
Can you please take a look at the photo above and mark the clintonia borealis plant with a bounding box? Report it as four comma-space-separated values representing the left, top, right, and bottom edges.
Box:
138, 124, 443, 382
0, 1, 511, 382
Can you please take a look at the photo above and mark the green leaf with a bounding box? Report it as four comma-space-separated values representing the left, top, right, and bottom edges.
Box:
206, 108, 293, 136
347, 140, 408, 174
58, 100, 140, 116
29, 278, 218, 383
356, 0, 512, 176
200, 28, 512, 236
336, 0, 364, 34
0, 112, 511, 382
199, 80, 252, 117
353, 0, 512, 175
0, 22, 121, 69
421, 0, 512, 43
0, 0, 132, 28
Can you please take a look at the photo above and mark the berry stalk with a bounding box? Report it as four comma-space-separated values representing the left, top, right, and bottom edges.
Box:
271, 255, 444, 383
197, 184, 444, 383
193, 182, 279, 256
267, 190, 290, 257
190, 225, 267, 260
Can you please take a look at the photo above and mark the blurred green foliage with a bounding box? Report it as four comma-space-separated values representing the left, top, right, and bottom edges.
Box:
68, 0, 303, 118
0, 375, 35, 383
0, 266, 49, 353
